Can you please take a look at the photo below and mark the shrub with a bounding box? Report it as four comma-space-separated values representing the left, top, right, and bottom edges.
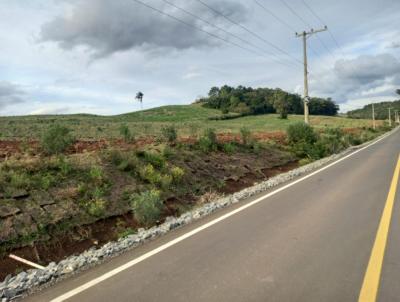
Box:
40, 173, 55, 190
131, 189, 164, 226
240, 127, 251, 145
171, 166, 185, 182
119, 124, 134, 142
107, 150, 138, 172
205, 128, 217, 145
85, 198, 106, 217
160, 174, 173, 190
198, 128, 218, 152
287, 123, 321, 159
319, 128, 347, 155
287, 122, 317, 145
222, 142, 236, 154
160, 125, 178, 144
41, 124, 75, 155
143, 151, 165, 169
139, 164, 162, 185
344, 133, 362, 146
162, 146, 175, 159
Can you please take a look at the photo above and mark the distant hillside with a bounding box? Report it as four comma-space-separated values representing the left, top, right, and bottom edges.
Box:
347, 100, 400, 120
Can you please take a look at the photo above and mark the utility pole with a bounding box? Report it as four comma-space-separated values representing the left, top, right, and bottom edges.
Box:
372, 103, 376, 130
296, 26, 328, 124
388, 107, 392, 127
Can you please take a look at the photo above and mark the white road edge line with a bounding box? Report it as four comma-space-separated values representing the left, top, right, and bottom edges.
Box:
51, 128, 397, 302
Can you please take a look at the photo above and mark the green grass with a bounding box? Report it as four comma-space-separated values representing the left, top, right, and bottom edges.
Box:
0, 104, 378, 140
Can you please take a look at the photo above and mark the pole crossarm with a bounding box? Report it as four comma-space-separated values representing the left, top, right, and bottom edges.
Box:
295, 26, 328, 38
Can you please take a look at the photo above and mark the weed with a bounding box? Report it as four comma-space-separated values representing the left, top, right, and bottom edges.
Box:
222, 142, 236, 154
160, 125, 178, 144
89, 166, 104, 183
131, 189, 164, 226
85, 198, 106, 217
119, 124, 134, 142
41, 124, 75, 155
171, 166, 185, 182
240, 127, 251, 145
143, 151, 165, 169
198, 128, 218, 153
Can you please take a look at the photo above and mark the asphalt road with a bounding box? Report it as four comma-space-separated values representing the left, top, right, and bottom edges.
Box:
25, 128, 400, 302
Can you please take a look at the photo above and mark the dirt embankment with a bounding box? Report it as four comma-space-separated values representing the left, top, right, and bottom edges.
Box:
0, 132, 297, 280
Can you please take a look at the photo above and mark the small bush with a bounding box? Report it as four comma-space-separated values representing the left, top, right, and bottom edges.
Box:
162, 146, 175, 159
119, 124, 134, 142
41, 124, 75, 155
198, 128, 218, 152
287, 122, 317, 145
107, 150, 138, 172
139, 164, 162, 185
160, 174, 173, 190
240, 127, 251, 145
171, 166, 185, 182
160, 125, 178, 144
319, 128, 347, 155
85, 198, 106, 217
222, 142, 236, 154
131, 189, 164, 226
40, 173, 55, 190
143, 151, 165, 169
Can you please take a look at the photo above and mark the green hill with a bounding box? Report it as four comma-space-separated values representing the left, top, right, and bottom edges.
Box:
347, 100, 400, 120
0, 104, 377, 140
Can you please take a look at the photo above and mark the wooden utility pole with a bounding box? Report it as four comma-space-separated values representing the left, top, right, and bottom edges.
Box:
372, 103, 376, 130
388, 107, 392, 127
296, 26, 328, 124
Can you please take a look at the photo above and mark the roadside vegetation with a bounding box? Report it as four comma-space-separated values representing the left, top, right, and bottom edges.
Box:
0, 103, 395, 280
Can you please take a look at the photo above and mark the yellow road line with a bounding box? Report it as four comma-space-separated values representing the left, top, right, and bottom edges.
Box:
359, 154, 400, 302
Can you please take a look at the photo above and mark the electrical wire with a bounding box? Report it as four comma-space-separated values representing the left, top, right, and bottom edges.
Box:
193, 0, 303, 66
160, 0, 299, 68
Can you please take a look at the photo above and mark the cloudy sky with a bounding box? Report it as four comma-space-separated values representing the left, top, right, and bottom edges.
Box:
0, 0, 399, 116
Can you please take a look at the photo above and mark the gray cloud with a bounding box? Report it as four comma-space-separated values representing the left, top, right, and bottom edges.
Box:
387, 41, 400, 48
40, 0, 248, 57
312, 54, 400, 104
334, 54, 400, 84
0, 82, 26, 109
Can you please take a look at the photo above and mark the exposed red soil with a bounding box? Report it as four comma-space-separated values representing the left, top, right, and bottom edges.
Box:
0, 131, 289, 160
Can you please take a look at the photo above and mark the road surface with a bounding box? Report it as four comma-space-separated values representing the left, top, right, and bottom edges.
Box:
25, 128, 400, 302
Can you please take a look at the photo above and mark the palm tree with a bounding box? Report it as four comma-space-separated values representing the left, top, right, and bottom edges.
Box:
136, 91, 144, 109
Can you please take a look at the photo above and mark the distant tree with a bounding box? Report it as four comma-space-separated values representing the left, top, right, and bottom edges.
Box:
273, 89, 290, 119
396, 89, 400, 96
136, 91, 144, 109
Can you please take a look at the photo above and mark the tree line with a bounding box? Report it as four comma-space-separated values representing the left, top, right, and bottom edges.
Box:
198, 85, 339, 118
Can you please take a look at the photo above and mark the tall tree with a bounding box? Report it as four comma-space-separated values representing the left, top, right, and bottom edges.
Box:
396, 89, 400, 96
273, 89, 290, 119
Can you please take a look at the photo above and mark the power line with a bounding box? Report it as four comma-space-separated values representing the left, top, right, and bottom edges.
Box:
160, 0, 299, 69
254, 0, 296, 32
254, 0, 322, 60
193, 0, 304, 66
279, 0, 336, 61
130, 0, 291, 66
301, 0, 345, 57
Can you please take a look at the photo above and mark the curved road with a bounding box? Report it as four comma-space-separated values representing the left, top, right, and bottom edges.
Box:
25, 128, 400, 302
